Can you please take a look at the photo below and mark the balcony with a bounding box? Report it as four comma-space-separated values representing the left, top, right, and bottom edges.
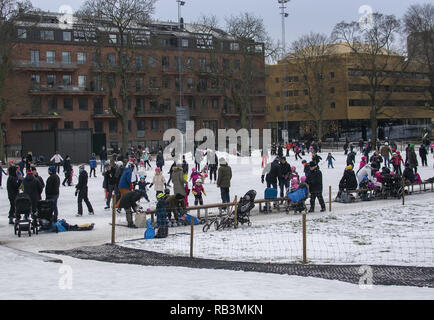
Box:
132, 88, 161, 96
10, 112, 63, 120
29, 84, 106, 95
135, 107, 175, 118
14, 60, 79, 72
92, 108, 117, 119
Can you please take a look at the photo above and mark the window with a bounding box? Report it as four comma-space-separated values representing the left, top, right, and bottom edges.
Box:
62, 75, 72, 87
18, 29, 27, 39
30, 50, 40, 64
275, 91, 280, 97
212, 98, 219, 109
330, 102, 336, 109
233, 60, 240, 71
149, 77, 158, 88
162, 77, 170, 89
275, 77, 280, 83
92, 53, 101, 67
93, 97, 103, 114
174, 56, 182, 72
330, 72, 335, 79
329, 87, 335, 94
175, 77, 183, 90
47, 97, 57, 112
150, 119, 158, 131
149, 99, 158, 113
303, 89, 309, 96
80, 121, 89, 129
63, 98, 73, 111
40, 30, 54, 40
31, 97, 42, 113
188, 98, 196, 109
163, 120, 169, 131
108, 74, 116, 88
136, 120, 146, 138
79, 98, 88, 111
136, 77, 144, 92
33, 122, 43, 130
186, 57, 194, 70
181, 39, 189, 47
128, 120, 132, 132
46, 51, 56, 64
62, 52, 71, 64
78, 75, 87, 88
135, 54, 143, 69
109, 34, 117, 44
162, 98, 171, 110
162, 56, 169, 70
187, 78, 194, 89
107, 53, 116, 65
230, 42, 240, 51
136, 98, 145, 114
77, 52, 86, 64
64, 121, 73, 129
47, 74, 56, 87
30, 74, 40, 89
94, 120, 103, 133
63, 31, 71, 41
200, 98, 208, 109
148, 56, 157, 68
198, 78, 207, 91
109, 120, 118, 133
222, 59, 230, 71
276, 106, 280, 111
199, 58, 207, 72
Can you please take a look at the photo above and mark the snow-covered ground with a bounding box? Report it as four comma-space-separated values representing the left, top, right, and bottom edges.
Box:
1, 148, 433, 299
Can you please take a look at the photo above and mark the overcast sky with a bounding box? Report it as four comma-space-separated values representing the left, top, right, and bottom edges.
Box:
33, 0, 429, 44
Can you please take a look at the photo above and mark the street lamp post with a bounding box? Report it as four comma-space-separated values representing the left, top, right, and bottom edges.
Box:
177, 1, 186, 111
278, 0, 289, 145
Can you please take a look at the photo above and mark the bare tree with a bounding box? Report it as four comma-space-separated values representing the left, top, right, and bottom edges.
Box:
404, 3, 434, 107
76, 0, 157, 156
288, 32, 337, 140
0, 0, 34, 162
224, 12, 272, 130
332, 12, 407, 147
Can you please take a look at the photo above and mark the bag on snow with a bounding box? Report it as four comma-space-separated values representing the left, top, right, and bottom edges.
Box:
154, 225, 168, 238
144, 220, 155, 239
135, 212, 147, 228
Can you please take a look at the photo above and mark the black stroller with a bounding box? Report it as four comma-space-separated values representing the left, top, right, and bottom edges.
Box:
14, 193, 33, 237
380, 173, 403, 199
32, 200, 57, 234
217, 190, 256, 230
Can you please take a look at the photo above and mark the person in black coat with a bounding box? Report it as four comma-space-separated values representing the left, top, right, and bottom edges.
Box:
311, 153, 322, 168
278, 157, 291, 198
75, 165, 94, 216
337, 165, 358, 200
156, 151, 164, 171
31, 167, 45, 201
403, 163, 415, 184
419, 144, 428, 167
7, 166, 22, 224
22, 170, 43, 214
103, 164, 116, 209
45, 166, 60, 221
261, 157, 282, 189
118, 189, 146, 228
306, 161, 326, 212
62, 156, 72, 186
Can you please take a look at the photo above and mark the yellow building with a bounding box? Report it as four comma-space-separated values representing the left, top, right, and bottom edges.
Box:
266, 43, 433, 142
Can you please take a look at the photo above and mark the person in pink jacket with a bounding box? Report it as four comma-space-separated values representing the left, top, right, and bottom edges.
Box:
359, 156, 367, 170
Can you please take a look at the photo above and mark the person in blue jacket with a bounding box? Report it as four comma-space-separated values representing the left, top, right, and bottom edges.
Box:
89, 153, 97, 178
116, 162, 133, 208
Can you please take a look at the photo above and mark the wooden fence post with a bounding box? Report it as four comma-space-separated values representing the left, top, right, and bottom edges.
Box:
111, 194, 116, 244
329, 185, 332, 212
233, 195, 238, 229
190, 216, 194, 258
302, 213, 307, 264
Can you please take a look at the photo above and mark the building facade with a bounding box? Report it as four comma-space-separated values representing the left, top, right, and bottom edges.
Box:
266, 43, 434, 142
1, 12, 266, 156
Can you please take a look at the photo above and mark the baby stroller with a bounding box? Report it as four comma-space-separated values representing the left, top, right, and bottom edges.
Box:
217, 190, 256, 230
380, 173, 403, 199
14, 193, 33, 237
32, 200, 57, 234
286, 186, 308, 214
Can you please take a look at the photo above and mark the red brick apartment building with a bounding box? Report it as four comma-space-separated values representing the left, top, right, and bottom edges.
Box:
1, 12, 266, 155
